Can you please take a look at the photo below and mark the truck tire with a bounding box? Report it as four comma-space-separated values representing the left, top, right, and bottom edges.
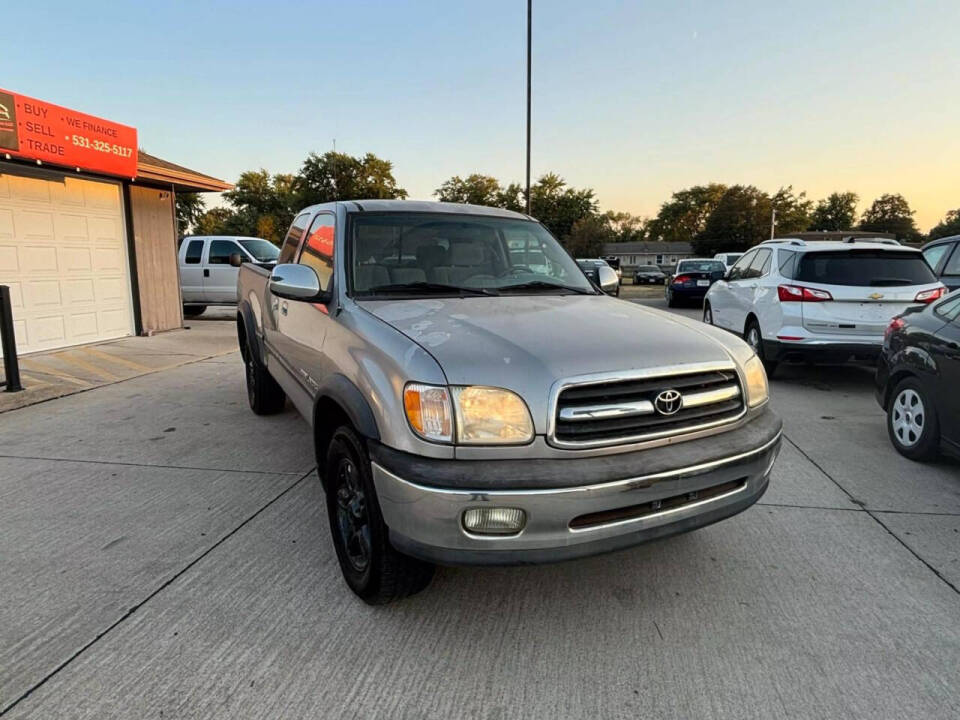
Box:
245, 345, 285, 415
325, 426, 434, 604
183, 305, 206, 317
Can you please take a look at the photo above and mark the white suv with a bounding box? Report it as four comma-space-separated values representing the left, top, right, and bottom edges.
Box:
703, 238, 945, 376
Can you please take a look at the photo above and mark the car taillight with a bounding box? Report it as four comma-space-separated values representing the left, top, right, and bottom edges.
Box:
777, 284, 833, 302
914, 287, 945, 304
673, 275, 691, 285
885, 316, 905, 341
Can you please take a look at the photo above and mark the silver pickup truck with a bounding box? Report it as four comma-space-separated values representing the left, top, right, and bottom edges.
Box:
235, 200, 782, 604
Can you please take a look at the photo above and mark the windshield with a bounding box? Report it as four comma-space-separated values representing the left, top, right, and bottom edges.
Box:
238, 238, 280, 262
637, 265, 661, 272
795, 250, 937, 287
349, 213, 593, 295
679, 260, 726, 273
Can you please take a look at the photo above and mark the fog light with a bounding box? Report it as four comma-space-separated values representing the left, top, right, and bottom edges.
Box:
462, 507, 526, 535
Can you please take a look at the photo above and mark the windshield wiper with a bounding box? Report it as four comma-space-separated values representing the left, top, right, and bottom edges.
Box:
498, 280, 596, 295
364, 282, 498, 296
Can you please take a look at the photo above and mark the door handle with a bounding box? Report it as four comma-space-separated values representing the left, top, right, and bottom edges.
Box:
203, 269, 210, 277
281, 302, 288, 316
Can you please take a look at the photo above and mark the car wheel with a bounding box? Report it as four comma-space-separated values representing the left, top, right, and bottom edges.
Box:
703, 303, 713, 325
183, 305, 206, 317
245, 344, 285, 415
666, 290, 677, 308
325, 426, 435, 604
745, 318, 777, 378
887, 378, 939, 461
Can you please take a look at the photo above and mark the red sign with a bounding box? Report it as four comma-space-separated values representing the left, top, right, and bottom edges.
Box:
0, 88, 137, 178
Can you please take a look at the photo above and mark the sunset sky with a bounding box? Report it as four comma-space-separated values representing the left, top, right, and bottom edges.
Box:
4, 0, 958, 229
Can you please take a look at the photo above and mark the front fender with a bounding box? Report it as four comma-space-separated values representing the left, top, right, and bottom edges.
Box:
314, 373, 380, 441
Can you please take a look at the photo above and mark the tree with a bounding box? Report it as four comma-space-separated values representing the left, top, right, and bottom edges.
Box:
435, 174, 524, 211
296, 151, 407, 207
928, 209, 960, 241
859, 193, 920, 241
770, 185, 812, 235
529, 173, 598, 242
693, 185, 771, 255
566, 214, 615, 257
603, 211, 648, 244
174, 193, 206, 237
193, 207, 234, 236
809, 192, 859, 231
220, 170, 298, 244
647, 184, 727, 244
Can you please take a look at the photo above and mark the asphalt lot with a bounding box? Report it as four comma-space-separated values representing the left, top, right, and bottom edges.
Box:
1, 300, 958, 719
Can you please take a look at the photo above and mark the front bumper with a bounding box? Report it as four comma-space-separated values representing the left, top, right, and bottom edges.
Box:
371, 426, 781, 566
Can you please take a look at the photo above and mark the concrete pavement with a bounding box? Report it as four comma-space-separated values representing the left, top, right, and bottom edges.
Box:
0, 308, 957, 719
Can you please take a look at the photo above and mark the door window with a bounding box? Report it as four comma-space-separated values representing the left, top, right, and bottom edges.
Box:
184, 240, 204, 264
934, 295, 960, 321
208, 240, 242, 264
746, 248, 772, 278
299, 213, 336, 291
942, 245, 960, 276
278, 213, 311, 264
728, 250, 756, 281
923, 243, 952, 274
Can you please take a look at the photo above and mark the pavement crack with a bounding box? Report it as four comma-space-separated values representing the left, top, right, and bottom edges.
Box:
0, 453, 306, 476
0, 466, 315, 717
783, 434, 960, 597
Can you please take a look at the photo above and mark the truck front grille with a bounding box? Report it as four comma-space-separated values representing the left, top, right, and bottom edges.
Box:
551, 366, 744, 448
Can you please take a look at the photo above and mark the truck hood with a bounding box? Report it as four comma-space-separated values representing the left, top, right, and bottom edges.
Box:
361, 295, 737, 433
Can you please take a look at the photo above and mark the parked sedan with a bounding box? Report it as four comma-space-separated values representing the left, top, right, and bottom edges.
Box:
876, 289, 960, 460
633, 265, 667, 285
665, 259, 726, 307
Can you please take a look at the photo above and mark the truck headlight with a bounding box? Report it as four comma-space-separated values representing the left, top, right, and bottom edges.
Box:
742, 355, 769, 408
404, 383, 453, 443
451, 386, 534, 444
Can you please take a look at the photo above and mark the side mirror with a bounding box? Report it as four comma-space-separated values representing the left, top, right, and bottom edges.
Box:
597, 265, 619, 294
269, 263, 323, 301
229, 252, 244, 267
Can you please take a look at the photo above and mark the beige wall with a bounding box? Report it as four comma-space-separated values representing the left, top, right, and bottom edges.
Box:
130, 185, 182, 333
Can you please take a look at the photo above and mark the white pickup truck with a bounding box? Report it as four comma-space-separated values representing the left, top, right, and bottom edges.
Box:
178, 235, 279, 316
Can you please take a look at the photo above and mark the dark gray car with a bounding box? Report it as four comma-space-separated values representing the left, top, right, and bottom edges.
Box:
236, 201, 782, 603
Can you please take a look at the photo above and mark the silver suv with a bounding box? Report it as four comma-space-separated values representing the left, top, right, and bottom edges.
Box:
236, 201, 782, 603
703, 238, 945, 376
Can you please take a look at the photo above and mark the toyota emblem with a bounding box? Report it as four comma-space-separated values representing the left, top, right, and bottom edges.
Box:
654, 389, 682, 415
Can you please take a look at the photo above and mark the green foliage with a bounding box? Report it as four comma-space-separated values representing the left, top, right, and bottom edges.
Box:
193, 207, 234, 236
859, 193, 920, 241
809, 192, 859, 231
529, 173, 598, 242
216, 170, 299, 245
603, 211, 648, 244
771, 185, 812, 235
174, 193, 206, 237
928, 209, 960, 240
648, 184, 727, 244
693, 185, 773, 255
296, 152, 407, 206
566, 214, 615, 257
435, 174, 524, 212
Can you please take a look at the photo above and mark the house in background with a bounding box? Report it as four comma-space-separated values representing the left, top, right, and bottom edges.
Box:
602, 241, 694, 274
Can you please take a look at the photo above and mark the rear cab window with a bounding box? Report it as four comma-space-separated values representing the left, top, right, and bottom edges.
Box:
279, 213, 311, 264
795, 250, 937, 287
184, 239, 204, 264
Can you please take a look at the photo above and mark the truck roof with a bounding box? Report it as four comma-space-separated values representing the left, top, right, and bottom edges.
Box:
299, 199, 533, 220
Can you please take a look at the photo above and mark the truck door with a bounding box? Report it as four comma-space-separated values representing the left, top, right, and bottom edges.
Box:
275, 212, 336, 403
204, 239, 244, 303
180, 239, 205, 302
263, 212, 310, 379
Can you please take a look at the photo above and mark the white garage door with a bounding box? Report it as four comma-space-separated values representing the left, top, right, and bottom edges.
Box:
0, 170, 134, 356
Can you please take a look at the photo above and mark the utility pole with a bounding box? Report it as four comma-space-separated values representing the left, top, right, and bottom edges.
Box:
770, 207, 777, 239
525, 0, 532, 215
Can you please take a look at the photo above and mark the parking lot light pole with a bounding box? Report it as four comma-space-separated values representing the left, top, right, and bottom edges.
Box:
525, 0, 532, 215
